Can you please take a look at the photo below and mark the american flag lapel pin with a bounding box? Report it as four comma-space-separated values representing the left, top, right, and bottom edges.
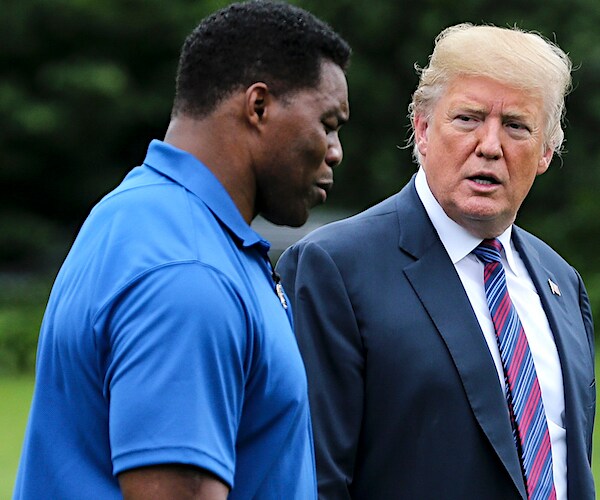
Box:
548, 279, 561, 296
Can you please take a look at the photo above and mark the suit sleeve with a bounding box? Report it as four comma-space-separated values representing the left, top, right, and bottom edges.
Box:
575, 267, 595, 460
576, 268, 595, 362
277, 241, 364, 499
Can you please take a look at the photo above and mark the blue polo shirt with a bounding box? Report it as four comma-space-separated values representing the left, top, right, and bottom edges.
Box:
14, 140, 316, 499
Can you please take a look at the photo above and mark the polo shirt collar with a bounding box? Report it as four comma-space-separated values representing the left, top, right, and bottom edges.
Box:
415, 168, 518, 274
142, 139, 270, 252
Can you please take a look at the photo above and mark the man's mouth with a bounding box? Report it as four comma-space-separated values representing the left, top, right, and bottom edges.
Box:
315, 181, 333, 203
470, 175, 500, 186
316, 181, 333, 193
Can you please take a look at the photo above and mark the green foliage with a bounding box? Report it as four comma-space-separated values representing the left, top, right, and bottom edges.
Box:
0, 0, 233, 273
3, 0, 600, 319
581, 273, 600, 334
0, 308, 41, 374
0, 277, 50, 375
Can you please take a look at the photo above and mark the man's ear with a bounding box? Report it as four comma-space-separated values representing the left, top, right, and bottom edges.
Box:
537, 146, 553, 175
414, 113, 429, 158
246, 82, 270, 127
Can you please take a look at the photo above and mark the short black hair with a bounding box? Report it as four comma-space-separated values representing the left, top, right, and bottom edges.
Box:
172, 0, 351, 118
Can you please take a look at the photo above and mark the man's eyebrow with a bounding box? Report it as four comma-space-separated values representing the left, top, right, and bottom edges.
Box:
501, 111, 532, 122
450, 102, 487, 114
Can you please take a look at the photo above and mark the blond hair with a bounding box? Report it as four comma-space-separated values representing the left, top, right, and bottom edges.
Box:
409, 23, 572, 159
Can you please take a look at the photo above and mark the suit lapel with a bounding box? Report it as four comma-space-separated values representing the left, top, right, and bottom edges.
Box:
512, 231, 572, 335
512, 228, 595, 499
396, 180, 527, 498
511, 230, 588, 416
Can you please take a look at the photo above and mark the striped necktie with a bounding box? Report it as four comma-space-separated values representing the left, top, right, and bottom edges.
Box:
473, 239, 555, 500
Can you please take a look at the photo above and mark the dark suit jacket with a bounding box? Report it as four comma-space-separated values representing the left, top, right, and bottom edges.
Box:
277, 177, 595, 499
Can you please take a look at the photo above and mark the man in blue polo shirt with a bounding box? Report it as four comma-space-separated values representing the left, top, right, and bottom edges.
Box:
13, 2, 350, 498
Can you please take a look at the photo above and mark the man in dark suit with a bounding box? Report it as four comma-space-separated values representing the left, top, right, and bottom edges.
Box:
277, 23, 595, 499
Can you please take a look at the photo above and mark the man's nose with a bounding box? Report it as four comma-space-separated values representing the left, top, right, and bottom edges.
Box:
326, 133, 343, 167
475, 121, 503, 160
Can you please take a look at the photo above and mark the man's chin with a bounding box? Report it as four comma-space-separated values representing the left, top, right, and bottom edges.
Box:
458, 212, 516, 239
260, 210, 309, 228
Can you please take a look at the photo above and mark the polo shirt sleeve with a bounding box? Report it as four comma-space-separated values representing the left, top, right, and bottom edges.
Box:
101, 261, 250, 487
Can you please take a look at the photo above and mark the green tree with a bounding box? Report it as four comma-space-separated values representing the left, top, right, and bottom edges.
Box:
3, 0, 600, 324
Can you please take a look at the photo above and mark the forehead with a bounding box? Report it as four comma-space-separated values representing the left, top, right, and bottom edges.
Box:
316, 60, 348, 94
438, 75, 543, 119
291, 61, 349, 117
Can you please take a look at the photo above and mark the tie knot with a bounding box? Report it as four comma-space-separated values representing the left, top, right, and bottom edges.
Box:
472, 238, 502, 264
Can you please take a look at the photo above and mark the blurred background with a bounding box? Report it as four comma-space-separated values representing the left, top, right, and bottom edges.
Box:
2, 0, 600, 495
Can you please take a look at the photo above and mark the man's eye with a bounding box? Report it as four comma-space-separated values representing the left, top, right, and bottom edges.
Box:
507, 122, 531, 133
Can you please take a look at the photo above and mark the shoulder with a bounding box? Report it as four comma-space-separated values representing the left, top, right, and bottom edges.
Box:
95, 261, 250, 342
512, 226, 587, 301
71, 166, 242, 296
94, 167, 200, 234
295, 193, 401, 252
512, 226, 575, 272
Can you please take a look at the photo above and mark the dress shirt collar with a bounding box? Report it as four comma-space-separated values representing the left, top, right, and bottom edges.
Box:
414, 168, 520, 275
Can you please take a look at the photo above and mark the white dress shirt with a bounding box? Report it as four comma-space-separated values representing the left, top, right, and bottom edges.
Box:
415, 168, 567, 499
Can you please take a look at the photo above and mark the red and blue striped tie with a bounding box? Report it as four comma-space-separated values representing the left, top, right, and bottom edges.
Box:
473, 239, 556, 500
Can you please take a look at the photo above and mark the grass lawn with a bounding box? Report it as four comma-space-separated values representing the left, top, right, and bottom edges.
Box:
1, 376, 34, 498
2, 363, 600, 498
